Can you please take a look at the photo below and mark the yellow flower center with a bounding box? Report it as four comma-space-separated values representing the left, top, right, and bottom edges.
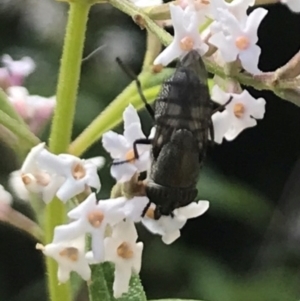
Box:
72, 162, 86, 180
235, 36, 250, 50
117, 242, 134, 259
87, 210, 104, 228
180, 36, 194, 51
59, 247, 79, 262
145, 207, 155, 219
125, 149, 136, 163
21, 173, 50, 186
234, 103, 245, 118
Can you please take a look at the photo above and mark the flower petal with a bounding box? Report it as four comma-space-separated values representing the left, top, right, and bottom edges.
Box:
102, 131, 129, 158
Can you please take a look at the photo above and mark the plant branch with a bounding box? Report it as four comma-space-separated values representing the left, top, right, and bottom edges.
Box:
0, 110, 40, 147
108, 0, 300, 107
45, 1, 91, 301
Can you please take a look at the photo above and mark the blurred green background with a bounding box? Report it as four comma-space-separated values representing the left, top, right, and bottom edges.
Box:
1, 1, 300, 301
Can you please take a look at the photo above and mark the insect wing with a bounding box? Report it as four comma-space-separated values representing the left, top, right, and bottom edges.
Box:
152, 51, 213, 158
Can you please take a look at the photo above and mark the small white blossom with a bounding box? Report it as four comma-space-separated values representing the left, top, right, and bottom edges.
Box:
131, 0, 162, 7
211, 85, 266, 141
209, 8, 268, 75
104, 220, 143, 298
210, 0, 255, 25
9, 145, 104, 203
54, 193, 125, 262
1, 54, 35, 86
154, 4, 208, 66
121, 196, 150, 222
36, 151, 101, 202
102, 104, 152, 183
36, 236, 91, 283
141, 200, 209, 244
18, 143, 64, 203
7, 86, 56, 134
281, 0, 300, 13
211, 110, 231, 144
183, 0, 212, 25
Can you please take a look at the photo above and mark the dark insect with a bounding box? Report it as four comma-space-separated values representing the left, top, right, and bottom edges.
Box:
116, 50, 229, 219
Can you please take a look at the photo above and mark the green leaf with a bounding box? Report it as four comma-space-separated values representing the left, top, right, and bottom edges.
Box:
0, 109, 40, 148
88, 263, 111, 301
150, 299, 203, 301
88, 262, 147, 301
0, 89, 26, 125
102, 262, 147, 301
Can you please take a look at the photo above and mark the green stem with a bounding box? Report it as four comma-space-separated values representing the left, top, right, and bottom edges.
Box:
68, 68, 173, 157
45, 2, 91, 301
0, 110, 40, 146
142, 30, 162, 69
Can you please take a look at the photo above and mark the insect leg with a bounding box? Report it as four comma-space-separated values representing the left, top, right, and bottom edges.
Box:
141, 201, 151, 217
133, 138, 153, 160
116, 57, 155, 119
211, 96, 233, 115
111, 138, 153, 166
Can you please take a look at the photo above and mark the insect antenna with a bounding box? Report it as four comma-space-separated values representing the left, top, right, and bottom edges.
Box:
211, 96, 233, 115
116, 57, 155, 119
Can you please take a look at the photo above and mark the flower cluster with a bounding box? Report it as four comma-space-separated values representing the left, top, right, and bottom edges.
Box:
9, 0, 288, 298
14, 104, 209, 298
150, 0, 267, 142
0, 54, 55, 134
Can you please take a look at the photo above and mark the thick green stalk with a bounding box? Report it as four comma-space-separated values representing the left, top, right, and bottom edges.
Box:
45, 2, 91, 301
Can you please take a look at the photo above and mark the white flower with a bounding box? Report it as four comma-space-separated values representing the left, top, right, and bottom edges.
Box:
211, 110, 232, 144
1, 54, 35, 86
183, 0, 212, 25
19, 143, 64, 203
54, 193, 125, 262
36, 236, 91, 283
141, 200, 209, 244
36, 151, 101, 202
104, 221, 143, 298
210, 0, 255, 25
281, 0, 300, 13
9, 144, 104, 203
7, 86, 56, 134
211, 85, 266, 141
121, 196, 150, 222
102, 104, 152, 183
209, 8, 268, 75
131, 0, 162, 7
154, 4, 208, 66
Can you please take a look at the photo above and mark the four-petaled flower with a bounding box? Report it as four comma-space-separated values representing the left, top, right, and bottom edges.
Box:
7, 86, 56, 135
211, 85, 266, 142
104, 220, 143, 298
20, 143, 64, 203
36, 236, 91, 283
209, 7, 268, 75
102, 104, 152, 183
154, 4, 208, 66
11, 143, 104, 203
0, 54, 35, 88
36, 150, 101, 202
54, 193, 125, 262
210, 0, 255, 25
141, 200, 209, 244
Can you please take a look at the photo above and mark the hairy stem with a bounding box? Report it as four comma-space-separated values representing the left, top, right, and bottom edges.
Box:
45, 1, 91, 301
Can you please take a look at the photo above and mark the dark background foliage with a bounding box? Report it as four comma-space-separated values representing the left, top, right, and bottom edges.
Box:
0, 1, 300, 300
